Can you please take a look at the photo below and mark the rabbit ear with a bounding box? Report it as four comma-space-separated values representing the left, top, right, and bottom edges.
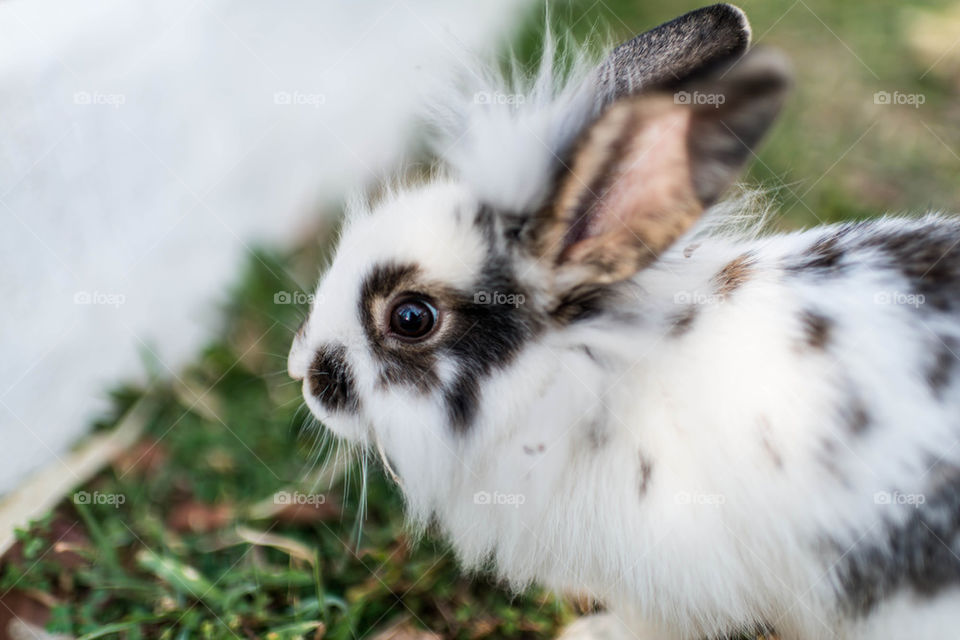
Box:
596, 3, 751, 107
529, 48, 791, 293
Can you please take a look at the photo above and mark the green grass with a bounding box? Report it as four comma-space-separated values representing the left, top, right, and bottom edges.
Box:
4, 0, 960, 638
3, 248, 576, 639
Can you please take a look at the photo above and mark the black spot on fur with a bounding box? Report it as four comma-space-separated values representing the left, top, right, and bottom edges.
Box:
800, 310, 832, 350
579, 345, 599, 363
786, 231, 851, 276
858, 222, 960, 313
360, 262, 418, 310
308, 343, 359, 414
843, 389, 871, 435
439, 235, 543, 432
473, 205, 500, 250
927, 337, 959, 399
444, 374, 478, 431
694, 623, 778, 640
836, 465, 960, 614
441, 300, 539, 431
638, 452, 653, 497
669, 305, 698, 337
717, 622, 778, 640
499, 211, 528, 244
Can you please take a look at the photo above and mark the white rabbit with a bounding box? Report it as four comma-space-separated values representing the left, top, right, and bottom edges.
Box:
289, 5, 960, 639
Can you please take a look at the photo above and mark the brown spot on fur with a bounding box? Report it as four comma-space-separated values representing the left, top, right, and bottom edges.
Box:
551, 285, 611, 324
523, 444, 546, 455
800, 310, 832, 351
713, 252, 756, 297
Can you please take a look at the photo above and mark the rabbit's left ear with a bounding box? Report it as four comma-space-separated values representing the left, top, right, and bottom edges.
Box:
528, 48, 790, 293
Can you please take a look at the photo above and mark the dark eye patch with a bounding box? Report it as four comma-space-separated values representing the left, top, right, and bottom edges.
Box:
357, 254, 543, 432
358, 262, 440, 389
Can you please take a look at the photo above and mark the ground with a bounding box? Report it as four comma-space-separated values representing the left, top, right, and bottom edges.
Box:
3, 0, 960, 638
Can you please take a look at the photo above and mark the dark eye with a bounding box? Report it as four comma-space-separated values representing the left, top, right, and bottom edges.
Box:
389, 298, 437, 340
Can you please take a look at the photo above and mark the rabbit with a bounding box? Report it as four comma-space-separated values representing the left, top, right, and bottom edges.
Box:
288, 4, 960, 639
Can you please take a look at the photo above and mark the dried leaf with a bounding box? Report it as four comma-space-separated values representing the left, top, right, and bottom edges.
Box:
247, 490, 339, 525
234, 526, 317, 567
0, 590, 51, 640
369, 620, 442, 640
167, 500, 235, 534
112, 438, 168, 478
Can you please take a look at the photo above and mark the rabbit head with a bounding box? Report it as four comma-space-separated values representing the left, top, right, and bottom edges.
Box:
288, 4, 790, 526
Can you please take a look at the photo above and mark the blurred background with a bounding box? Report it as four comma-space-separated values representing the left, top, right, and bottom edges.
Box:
2, 0, 960, 638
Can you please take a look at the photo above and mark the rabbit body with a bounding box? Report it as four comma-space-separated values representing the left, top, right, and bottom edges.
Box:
410, 209, 960, 640
289, 5, 960, 638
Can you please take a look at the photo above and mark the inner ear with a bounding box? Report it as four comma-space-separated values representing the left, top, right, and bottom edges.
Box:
556, 99, 699, 282
529, 47, 790, 292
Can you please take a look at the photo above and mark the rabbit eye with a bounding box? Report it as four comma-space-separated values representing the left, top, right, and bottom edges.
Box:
389, 298, 437, 340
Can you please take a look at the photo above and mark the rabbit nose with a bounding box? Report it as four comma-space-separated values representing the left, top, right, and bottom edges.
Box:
307, 343, 359, 413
